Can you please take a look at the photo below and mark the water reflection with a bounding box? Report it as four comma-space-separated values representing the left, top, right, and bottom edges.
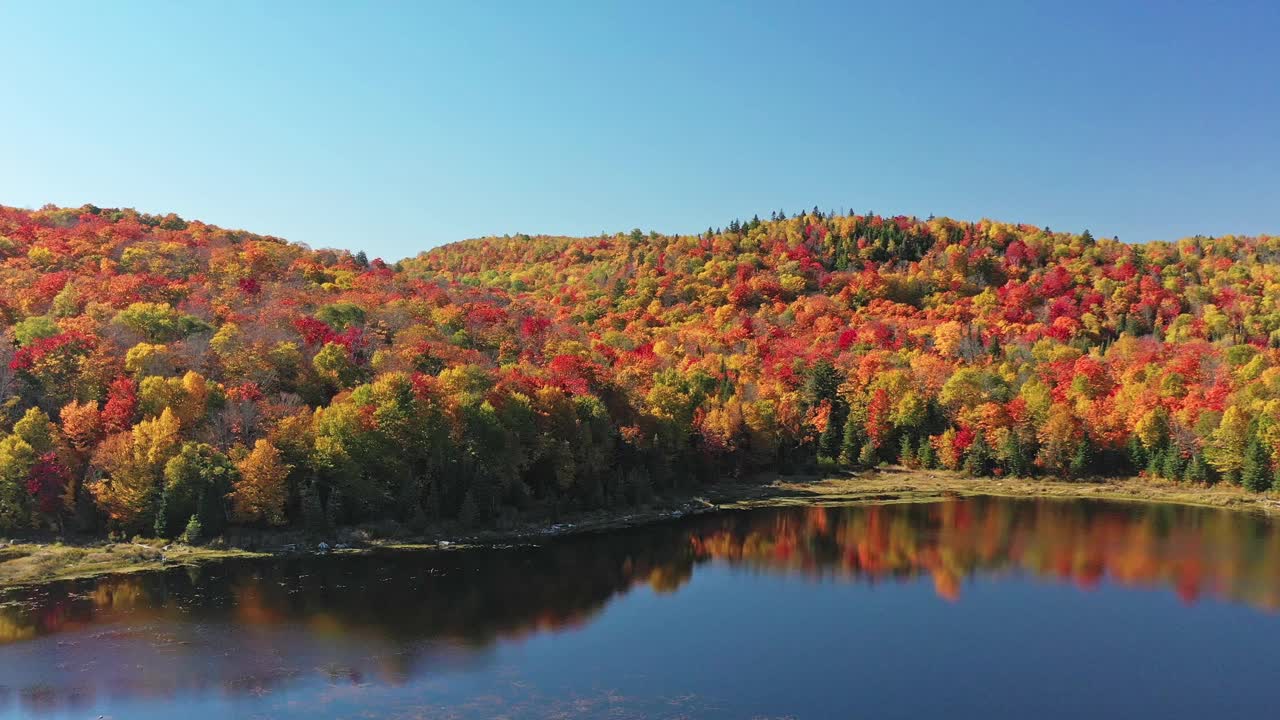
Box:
689, 498, 1280, 607
0, 496, 1277, 716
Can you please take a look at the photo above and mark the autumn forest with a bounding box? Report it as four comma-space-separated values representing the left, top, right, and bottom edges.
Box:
1, 203, 1277, 540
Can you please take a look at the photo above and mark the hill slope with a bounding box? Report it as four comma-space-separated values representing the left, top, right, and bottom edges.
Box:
0, 204, 1277, 538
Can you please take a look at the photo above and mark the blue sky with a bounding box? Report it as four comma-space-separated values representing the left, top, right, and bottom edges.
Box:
1, 0, 1276, 260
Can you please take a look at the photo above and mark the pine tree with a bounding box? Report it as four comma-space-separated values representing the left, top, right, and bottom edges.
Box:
458, 490, 478, 529
917, 439, 937, 469
198, 488, 226, 538
899, 436, 916, 467
1183, 453, 1210, 485
818, 404, 846, 462
182, 514, 202, 544
1069, 440, 1092, 478
1125, 435, 1149, 472
1147, 447, 1165, 478
326, 490, 345, 529
857, 440, 877, 467
626, 466, 652, 505
839, 411, 864, 466
1162, 449, 1184, 482
963, 434, 993, 477
1241, 439, 1272, 493
408, 503, 428, 533
153, 490, 171, 538
301, 480, 325, 533
999, 433, 1032, 477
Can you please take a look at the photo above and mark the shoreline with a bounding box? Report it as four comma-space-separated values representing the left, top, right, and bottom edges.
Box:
3, 468, 1277, 588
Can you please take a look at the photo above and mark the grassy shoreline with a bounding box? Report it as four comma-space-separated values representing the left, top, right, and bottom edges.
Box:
3, 468, 1277, 588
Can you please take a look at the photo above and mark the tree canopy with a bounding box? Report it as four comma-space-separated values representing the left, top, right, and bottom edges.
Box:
0, 203, 1277, 537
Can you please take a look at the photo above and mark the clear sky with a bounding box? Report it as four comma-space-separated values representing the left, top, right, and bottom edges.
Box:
1, 1, 1277, 260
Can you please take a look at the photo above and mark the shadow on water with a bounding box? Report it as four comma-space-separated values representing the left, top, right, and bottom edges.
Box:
0, 496, 1278, 717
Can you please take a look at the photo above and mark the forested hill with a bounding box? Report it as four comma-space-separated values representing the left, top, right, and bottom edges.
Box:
1, 203, 1277, 540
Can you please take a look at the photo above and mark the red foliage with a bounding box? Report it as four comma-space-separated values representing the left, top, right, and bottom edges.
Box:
101, 377, 138, 433
521, 316, 551, 337
9, 332, 96, 372
27, 452, 68, 515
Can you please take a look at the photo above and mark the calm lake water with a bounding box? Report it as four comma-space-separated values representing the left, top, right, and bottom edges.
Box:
1, 496, 1279, 719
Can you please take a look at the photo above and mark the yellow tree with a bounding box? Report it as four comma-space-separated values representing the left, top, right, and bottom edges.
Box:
231, 439, 290, 525
60, 400, 102, 453
1208, 405, 1251, 483
1037, 403, 1082, 476
89, 408, 181, 529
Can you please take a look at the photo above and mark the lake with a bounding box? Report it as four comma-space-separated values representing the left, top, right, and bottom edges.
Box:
1, 496, 1278, 719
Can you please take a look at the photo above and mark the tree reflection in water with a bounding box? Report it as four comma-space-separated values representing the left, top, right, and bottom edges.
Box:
0, 496, 1277, 716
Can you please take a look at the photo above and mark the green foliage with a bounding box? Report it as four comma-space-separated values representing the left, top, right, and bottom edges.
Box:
899, 436, 916, 467
817, 405, 845, 461
857, 439, 877, 467
316, 302, 366, 330
1241, 438, 1272, 493
916, 439, 937, 469
0, 435, 37, 530
963, 434, 994, 477
1183, 453, 1211, 484
1162, 449, 1185, 483
157, 443, 236, 538
182, 514, 203, 544
13, 316, 59, 346
313, 343, 364, 390
13, 407, 56, 454
998, 433, 1033, 477
839, 409, 866, 466
804, 361, 841, 407
113, 302, 210, 342
1069, 440, 1093, 478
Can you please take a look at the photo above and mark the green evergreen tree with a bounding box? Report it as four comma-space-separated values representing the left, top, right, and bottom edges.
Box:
818, 405, 846, 461
326, 490, 345, 529
1183, 453, 1210, 485
804, 361, 842, 408
458, 489, 478, 529
899, 436, 916, 467
1147, 447, 1165, 478
917, 439, 937, 469
1069, 439, 1092, 478
839, 410, 865, 466
408, 503, 429, 533
963, 434, 993, 476
999, 433, 1033, 477
181, 514, 202, 544
1241, 439, 1273, 493
857, 440, 877, 467
301, 479, 326, 533
626, 466, 653, 505
1125, 435, 1149, 473
198, 486, 227, 537
1162, 448, 1184, 482
153, 491, 170, 538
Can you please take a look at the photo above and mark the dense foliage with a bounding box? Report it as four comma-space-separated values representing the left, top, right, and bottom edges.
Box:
0, 203, 1277, 537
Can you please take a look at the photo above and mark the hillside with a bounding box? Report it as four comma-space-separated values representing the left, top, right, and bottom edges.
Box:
0, 204, 1277, 539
